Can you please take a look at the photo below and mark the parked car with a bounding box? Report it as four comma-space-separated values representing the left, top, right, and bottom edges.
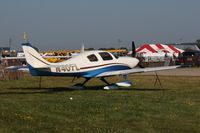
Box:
176, 51, 200, 67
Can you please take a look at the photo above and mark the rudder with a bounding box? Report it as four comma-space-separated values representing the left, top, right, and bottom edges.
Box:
22, 43, 50, 68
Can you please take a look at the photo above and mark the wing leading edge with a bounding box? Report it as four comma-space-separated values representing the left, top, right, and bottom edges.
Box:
96, 66, 180, 77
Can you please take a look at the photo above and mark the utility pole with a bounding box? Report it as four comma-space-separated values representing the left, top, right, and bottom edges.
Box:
9, 38, 12, 48
8, 38, 12, 56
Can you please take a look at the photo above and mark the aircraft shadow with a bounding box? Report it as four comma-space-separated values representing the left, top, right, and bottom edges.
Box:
0, 87, 72, 95
0, 86, 169, 95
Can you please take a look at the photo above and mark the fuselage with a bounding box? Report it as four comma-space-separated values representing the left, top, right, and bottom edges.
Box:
48, 50, 139, 77
22, 43, 139, 78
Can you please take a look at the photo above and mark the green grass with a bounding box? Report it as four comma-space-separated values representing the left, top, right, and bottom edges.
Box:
0, 74, 200, 133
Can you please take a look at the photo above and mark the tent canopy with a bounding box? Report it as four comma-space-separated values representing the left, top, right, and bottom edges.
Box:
135, 44, 184, 57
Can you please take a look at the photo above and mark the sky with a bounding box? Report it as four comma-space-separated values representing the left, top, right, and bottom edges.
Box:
0, 0, 200, 51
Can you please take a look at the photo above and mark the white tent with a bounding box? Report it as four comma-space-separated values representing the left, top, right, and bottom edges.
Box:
135, 44, 184, 62
136, 44, 184, 57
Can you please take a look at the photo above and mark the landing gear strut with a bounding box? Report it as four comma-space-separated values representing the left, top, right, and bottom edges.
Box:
70, 75, 133, 90
70, 77, 112, 89
71, 77, 91, 86
99, 77, 110, 85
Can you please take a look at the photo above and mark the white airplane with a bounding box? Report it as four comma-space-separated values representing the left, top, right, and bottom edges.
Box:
21, 42, 179, 89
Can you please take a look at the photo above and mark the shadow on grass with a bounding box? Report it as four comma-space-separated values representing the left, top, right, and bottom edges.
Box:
133, 88, 169, 91
0, 87, 72, 95
0, 86, 169, 95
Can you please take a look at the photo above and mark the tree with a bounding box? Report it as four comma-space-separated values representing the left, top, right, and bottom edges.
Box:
98, 48, 107, 50
118, 47, 128, 51
86, 48, 95, 51
108, 47, 115, 50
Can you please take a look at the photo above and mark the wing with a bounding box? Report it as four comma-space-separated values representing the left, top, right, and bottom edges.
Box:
6, 65, 29, 71
1, 56, 70, 60
1, 57, 26, 60
96, 66, 180, 77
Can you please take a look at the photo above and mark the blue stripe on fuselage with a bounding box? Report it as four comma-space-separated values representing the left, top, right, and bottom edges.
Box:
27, 64, 131, 78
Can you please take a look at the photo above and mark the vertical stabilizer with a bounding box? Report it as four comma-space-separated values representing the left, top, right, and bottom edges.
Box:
22, 43, 50, 68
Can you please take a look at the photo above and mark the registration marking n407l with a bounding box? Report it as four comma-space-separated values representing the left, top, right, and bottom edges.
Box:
55, 64, 80, 72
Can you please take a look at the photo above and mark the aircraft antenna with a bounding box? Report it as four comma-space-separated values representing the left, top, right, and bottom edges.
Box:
81, 42, 85, 52
23, 32, 29, 43
8, 38, 12, 49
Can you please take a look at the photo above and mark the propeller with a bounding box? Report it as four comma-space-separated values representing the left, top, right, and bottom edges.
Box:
131, 41, 136, 57
131, 41, 145, 68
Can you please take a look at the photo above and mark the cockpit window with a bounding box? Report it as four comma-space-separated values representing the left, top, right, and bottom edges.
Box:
87, 54, 98, 62
111, 53, 119, 59
99, 52, 113, 61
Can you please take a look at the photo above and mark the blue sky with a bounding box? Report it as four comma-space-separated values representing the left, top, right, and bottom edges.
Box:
0, 0, 200, 50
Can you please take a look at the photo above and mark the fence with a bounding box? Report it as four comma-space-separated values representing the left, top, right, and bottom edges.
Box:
0, 66, 24, 81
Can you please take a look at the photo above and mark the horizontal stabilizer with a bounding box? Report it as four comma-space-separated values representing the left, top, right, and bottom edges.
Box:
6, 65, 29, 71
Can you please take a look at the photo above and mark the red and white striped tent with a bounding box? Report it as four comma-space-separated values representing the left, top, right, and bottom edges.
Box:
136, 44, 184, 57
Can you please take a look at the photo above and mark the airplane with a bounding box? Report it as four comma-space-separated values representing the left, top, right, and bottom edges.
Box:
21, 41, 179, 90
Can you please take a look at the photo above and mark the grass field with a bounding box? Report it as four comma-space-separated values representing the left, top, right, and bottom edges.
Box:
0, 74, 199, 133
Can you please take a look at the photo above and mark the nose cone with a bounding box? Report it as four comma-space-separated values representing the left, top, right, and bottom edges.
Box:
118, 57, 139, 68
128, 57, 139, 68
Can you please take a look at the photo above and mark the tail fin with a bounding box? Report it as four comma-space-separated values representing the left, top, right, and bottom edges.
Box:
22, 43, 50, 68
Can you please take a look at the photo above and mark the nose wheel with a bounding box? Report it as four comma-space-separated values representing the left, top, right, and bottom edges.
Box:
103, 75, 133, 90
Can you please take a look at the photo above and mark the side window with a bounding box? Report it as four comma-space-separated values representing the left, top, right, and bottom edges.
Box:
99, 52, 113, 61
112, 53, 119, 59
87, 54, 98, 62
